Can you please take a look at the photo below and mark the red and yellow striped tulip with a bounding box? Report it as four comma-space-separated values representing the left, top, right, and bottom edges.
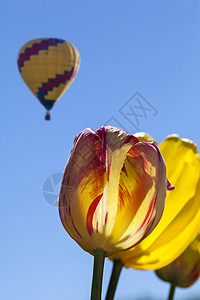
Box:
59, 126, 172, 256
155, 233, 200, 287
110, 133, 200, 269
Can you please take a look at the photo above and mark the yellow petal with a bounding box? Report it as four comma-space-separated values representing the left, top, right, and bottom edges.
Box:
111, 135, 200, 269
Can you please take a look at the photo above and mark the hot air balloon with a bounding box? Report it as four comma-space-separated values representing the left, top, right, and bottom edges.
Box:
17, 38, 80, 120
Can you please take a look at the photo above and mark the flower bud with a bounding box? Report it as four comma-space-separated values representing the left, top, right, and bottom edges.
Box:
155, 234, 200, 287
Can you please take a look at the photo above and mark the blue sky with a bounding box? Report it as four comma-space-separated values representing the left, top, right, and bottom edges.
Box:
1, 1, 200, 299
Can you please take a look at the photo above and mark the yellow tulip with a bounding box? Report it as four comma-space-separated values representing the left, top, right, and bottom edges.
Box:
155, 233, 200, 288
59, 126, 171, 256
110, 133, 200, 269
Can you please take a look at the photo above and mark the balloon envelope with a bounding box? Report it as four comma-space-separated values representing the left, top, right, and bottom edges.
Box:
17, 38, 80, 116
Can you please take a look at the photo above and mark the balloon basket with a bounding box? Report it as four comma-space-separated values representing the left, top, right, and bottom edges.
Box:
45, 112, 51, 121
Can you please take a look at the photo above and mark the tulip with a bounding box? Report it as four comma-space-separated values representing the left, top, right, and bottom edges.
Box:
58, 126, 170, 300
59, 126, 169, 256
155, 234, 200, 300
155, 233, 200, 288
106, 133, 200, 300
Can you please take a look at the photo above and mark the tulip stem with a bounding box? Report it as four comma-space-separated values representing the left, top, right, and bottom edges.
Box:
91, 248, 106, 300
168, 284, 176, 300
105, 259, 124, 300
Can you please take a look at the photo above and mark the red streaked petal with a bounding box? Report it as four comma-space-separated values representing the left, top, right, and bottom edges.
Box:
86, 194, 103, 236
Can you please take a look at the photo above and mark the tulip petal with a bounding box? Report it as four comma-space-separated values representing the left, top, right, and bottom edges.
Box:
134, 132, 158, 145
111, 135, 200, 269
104, 142, 166, 252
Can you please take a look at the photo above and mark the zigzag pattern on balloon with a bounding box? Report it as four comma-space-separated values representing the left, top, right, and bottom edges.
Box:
17, 38, 65, 72
37, 67, 77, 101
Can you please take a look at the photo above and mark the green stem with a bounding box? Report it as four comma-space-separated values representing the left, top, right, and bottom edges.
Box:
167, 284, 176, 300
91, 248, 106, 300
105, 259, 124, 300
